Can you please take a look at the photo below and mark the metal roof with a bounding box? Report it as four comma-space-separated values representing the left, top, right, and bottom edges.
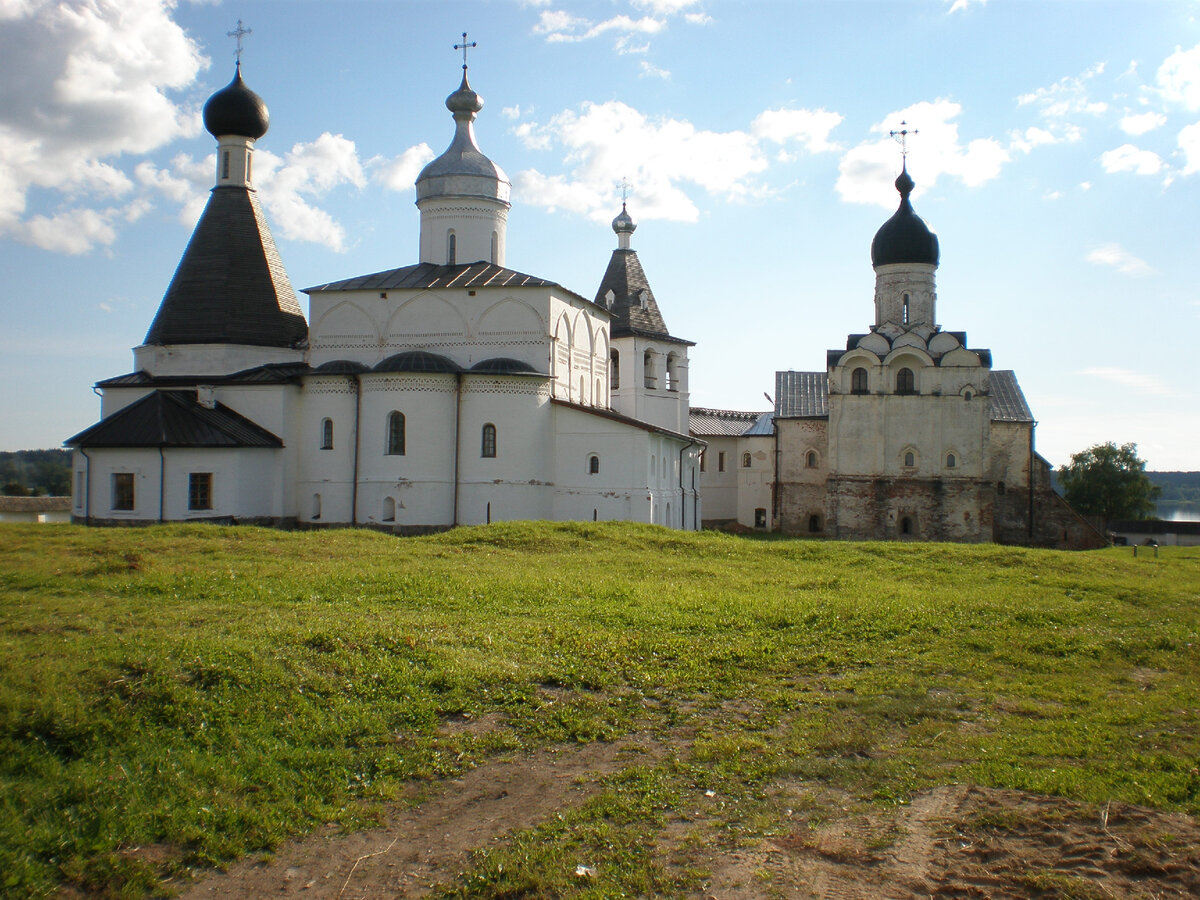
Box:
775, 371, 830, 418
551, 399, 698, 444
989, 370, 1034, 423
689, 407, 771, 437
144, 186, 307, 349
97, 362, 311, 389
66, 391, 283, 449
305, 261, 578, 297
743, 412, 776, 436
594, 248, 673, 340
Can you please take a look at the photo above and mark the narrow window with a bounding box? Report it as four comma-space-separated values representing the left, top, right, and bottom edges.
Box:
491, 231, 498, 264
851, 367, 868, 395
896, 367, 915, 394
112, 473, 134, 511
904, 451, 915, 467
997, 481, 1006, 495
386, 411, 406, 456
946, 453, 957, 469
447, 232, 456, 265
610, 349, 620, 390
805, 450, 818, 469
808, 514, 821, 533
742, 451, 752, 468
666, 352, 679, 392
964, 391, 973, 401
221, 150, 230, 180
588, 454, 600, 474
699, 452, 706, 473
902, 293, 910, 324
312, 493, 322, 520
382, 497, 395, 522
481, 423, 497, 458
246, 153, 252, 182
718, 451, 726, 473
901, 516, 913, 535
320, 418, 333, 450
756, 508, 768, 529
643, 350, 655, 388
188, 473, 213, 511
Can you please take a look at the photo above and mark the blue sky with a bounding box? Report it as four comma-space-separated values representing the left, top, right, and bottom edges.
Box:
1, 0, 1197, 470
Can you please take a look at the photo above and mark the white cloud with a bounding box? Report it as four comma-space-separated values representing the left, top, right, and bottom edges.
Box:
1009, 125, 1063, 154
513, 100, 774, 222
1078, 367, 1168, 395
1157, 43, 1200, 110
633, 0, 701, 13
752, 108, 843, 153
947, 0, 986, 12
1100, 143, 1163, 175
0, 0, 206, 253
502, 105, 523, 120
640, 60, 670, 79
1179, 121, 1200, 174
684, 12, 713, 25
536, 11, 665, 44
835, 100, 1009, 207
1086, 242, 1154, 275
1119, 111, 1167, 135
1018, 64, 1109, 121
369, 144, 436, 192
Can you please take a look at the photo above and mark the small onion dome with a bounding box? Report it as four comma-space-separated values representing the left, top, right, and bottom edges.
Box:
203, 63, 269, 140
470, 357, 543, 375
611, 202, 636, 236
315, 359, 369, 374
446, 70, 484, 115
870, 165, 939, 267
374, 350, 459, 374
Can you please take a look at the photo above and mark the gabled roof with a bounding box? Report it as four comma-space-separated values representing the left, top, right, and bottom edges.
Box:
689, 407, 772, 437
775, 371, 830, 418
989, 370, 1034, 423
97, 362, 312, 388
550, 399, 698, 444
66, 391, 283, 449
0, 496, 71, 513
304, 261, 587, 303
593, 249, 692, 345
144, 187, 307, 348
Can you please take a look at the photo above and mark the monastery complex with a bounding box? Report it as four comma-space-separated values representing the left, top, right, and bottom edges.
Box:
67, 52, 1104, 549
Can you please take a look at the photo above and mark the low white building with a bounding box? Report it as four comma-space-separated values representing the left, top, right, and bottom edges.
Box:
69, 61, 701, 531
689, 409, 774, 530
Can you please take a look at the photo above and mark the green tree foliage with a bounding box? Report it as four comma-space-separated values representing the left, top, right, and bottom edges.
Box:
1058, 442, 1161, 528
0, 450, 71, 496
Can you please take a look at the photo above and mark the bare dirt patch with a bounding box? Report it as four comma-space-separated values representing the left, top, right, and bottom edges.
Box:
692, 783, 1200, 898
173, 735, 664, 899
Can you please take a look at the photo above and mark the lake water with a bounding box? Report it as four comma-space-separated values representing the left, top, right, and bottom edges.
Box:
1157, 502, 1200, 523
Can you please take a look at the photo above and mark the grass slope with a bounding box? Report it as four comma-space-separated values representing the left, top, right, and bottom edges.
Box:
1, 522, 1197, 897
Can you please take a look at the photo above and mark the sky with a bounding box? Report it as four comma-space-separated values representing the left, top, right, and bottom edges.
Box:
1, 0, 1197, 471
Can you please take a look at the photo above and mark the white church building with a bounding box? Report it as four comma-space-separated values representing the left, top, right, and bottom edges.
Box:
68, 59, 702, 531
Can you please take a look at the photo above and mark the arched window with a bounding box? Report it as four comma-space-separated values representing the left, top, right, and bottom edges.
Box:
808, 514, 821, 533
851, 367, 868, 395
588, 454, 600, 475
946, 453, 956, 468
896, 367, 915, 394
699, 452, 706, 473
382, 497, 395, 522
902, 293, 910, 324
221, 151, 230, 180
666, 352, 679, 391
742, 451, 752, 468
481, 423, 497, 458
320, 418, 333, 450
386, 411, 406, 456
644, 350, 655, 388
904, 451, 916, 467
610, 349, 620, 390
963, 390, 973, 402
805, 450, 818, 469
447, 231, 456, 265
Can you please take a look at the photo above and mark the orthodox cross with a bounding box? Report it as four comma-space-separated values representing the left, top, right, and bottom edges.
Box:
889, 120, 917, 161
454, 32, 477, 70
618, 177, 633, 204
227, 19, 252, 65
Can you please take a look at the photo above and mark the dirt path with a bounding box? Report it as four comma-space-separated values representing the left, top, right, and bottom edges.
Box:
175, 735, 664, 899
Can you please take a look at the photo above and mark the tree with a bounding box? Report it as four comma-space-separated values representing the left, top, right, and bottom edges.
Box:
1058, 442, 1161, 530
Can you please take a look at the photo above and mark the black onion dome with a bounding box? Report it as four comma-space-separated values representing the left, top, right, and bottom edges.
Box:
870, 165, 939, 267
203, 63, 269, 139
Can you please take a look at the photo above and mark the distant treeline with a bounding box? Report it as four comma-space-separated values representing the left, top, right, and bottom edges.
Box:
1, 450, 72, 496
1049, 469, 1199, 518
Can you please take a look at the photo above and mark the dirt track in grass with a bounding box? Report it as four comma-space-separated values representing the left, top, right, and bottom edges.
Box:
172, 732, 1200, 900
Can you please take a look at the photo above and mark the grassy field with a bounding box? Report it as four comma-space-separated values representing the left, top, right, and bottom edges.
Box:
1, 522, 1197, 898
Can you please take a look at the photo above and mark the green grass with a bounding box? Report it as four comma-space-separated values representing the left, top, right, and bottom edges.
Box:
1, 522, 1198, 897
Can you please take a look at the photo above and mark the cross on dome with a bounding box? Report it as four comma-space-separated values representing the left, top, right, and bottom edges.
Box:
454, 32, 477, 70
617, 176, 633, 205
227, 19, 252, 65
889, 120, 918, 162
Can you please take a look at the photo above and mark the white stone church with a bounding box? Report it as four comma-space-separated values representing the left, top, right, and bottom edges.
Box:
68, 61, 702, 531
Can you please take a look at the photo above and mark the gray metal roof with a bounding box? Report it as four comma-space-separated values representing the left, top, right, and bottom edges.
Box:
97, 362, 312, 388
66, 391, 283, 449
989, 370, 1034, 423
689, 407, 771, 437
744, 412, 776, 436
775, 371, 830, 418
305, 261, 578, 297
551, 399, 698, 444
144, 186, 307, 349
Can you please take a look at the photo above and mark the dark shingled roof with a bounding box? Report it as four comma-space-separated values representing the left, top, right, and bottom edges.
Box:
305, 261, 582, 299
989, 370, 1034, 423
593, 249, 693, 345
0, 496, 71, 513
66, 391, 283, 448
144, 186, 307, 348
470, 357, 545, 375
374, 351, 458, 373
775, 371, 830, 418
